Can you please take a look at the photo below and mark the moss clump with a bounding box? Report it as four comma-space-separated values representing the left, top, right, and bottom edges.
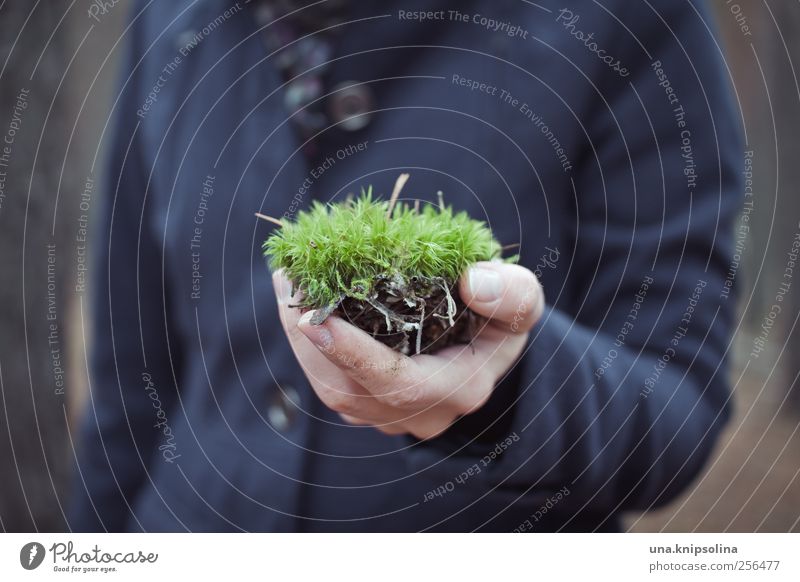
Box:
262, 180, 504, 354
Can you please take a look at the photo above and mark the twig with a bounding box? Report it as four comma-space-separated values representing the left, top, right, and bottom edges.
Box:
416, 302, 425, 355
413, 199, 420, 214
255, 212, 283, 227
366, 296, 396, 332
309, 296, 343, 325
386, 173, 410, 219
501, 242, 520, 251
436, 190, 445, 210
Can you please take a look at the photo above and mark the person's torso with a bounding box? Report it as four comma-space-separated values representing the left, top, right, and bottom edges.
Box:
128, 0, 621, 531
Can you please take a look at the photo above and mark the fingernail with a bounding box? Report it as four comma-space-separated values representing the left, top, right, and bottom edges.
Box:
299, 311, 334, 351
468, 267, 503, 302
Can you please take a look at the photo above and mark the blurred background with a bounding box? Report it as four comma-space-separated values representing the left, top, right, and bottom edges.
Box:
0, 0, 798, 532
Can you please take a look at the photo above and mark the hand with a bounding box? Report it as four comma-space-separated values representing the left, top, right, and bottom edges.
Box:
273, 262, 544, 440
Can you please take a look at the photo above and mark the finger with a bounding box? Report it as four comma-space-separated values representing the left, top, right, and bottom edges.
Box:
342, 413, 452, 441
297, 311, 432, 409
429, 329, 523, 418
274, 269, 341, 371
459, 261, 544, 335
340, 413, 446, 438
274, 272, 480, 425
274, 271, 383, 417
274, 272, 433, 422
404, 416, 455, 440
373, 424, 409, 436
412, 333, 522, 414
336, 405, 417, 428
338, 414, 372, 426
273, 270, 308, 344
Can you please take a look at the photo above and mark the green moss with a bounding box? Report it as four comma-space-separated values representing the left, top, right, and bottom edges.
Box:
262, 188, 503, 308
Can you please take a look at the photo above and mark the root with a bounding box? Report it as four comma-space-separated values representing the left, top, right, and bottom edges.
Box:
416, 303, 425, 355
331, 273, 481, 355
435, 277, 456, 327
366, 296, 394, 331
365, 296, 414, 333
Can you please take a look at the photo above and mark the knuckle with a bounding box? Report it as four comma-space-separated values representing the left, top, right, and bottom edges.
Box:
468, 385, 493, 413
318, 387, 356, 415
376, 384, 422, 409
533, 285, 545, 321
285, 320, 308, 345
459, 370, 495, 413
509, 274, 543, 332
409, 428, 433, 440
375, 423, 407, 436
409, 419, 451, 441
520, 280, 540, 311
339, 414, 369, 426
523, 267, 540, 289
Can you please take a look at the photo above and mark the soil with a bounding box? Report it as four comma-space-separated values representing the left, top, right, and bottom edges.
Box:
316, 273, 482, 355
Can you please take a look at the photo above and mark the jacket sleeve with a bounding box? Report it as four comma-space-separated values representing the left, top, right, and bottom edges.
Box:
406, 0, 742, 515
69, 6, 181, 532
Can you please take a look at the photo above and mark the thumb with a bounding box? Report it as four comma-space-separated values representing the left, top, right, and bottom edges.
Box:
459, 261, 544, 335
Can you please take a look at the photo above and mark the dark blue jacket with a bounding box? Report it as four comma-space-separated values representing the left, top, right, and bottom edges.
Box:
71, 0, 742, 532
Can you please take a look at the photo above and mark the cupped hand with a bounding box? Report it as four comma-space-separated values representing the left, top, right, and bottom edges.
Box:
273, 262, 544, 440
